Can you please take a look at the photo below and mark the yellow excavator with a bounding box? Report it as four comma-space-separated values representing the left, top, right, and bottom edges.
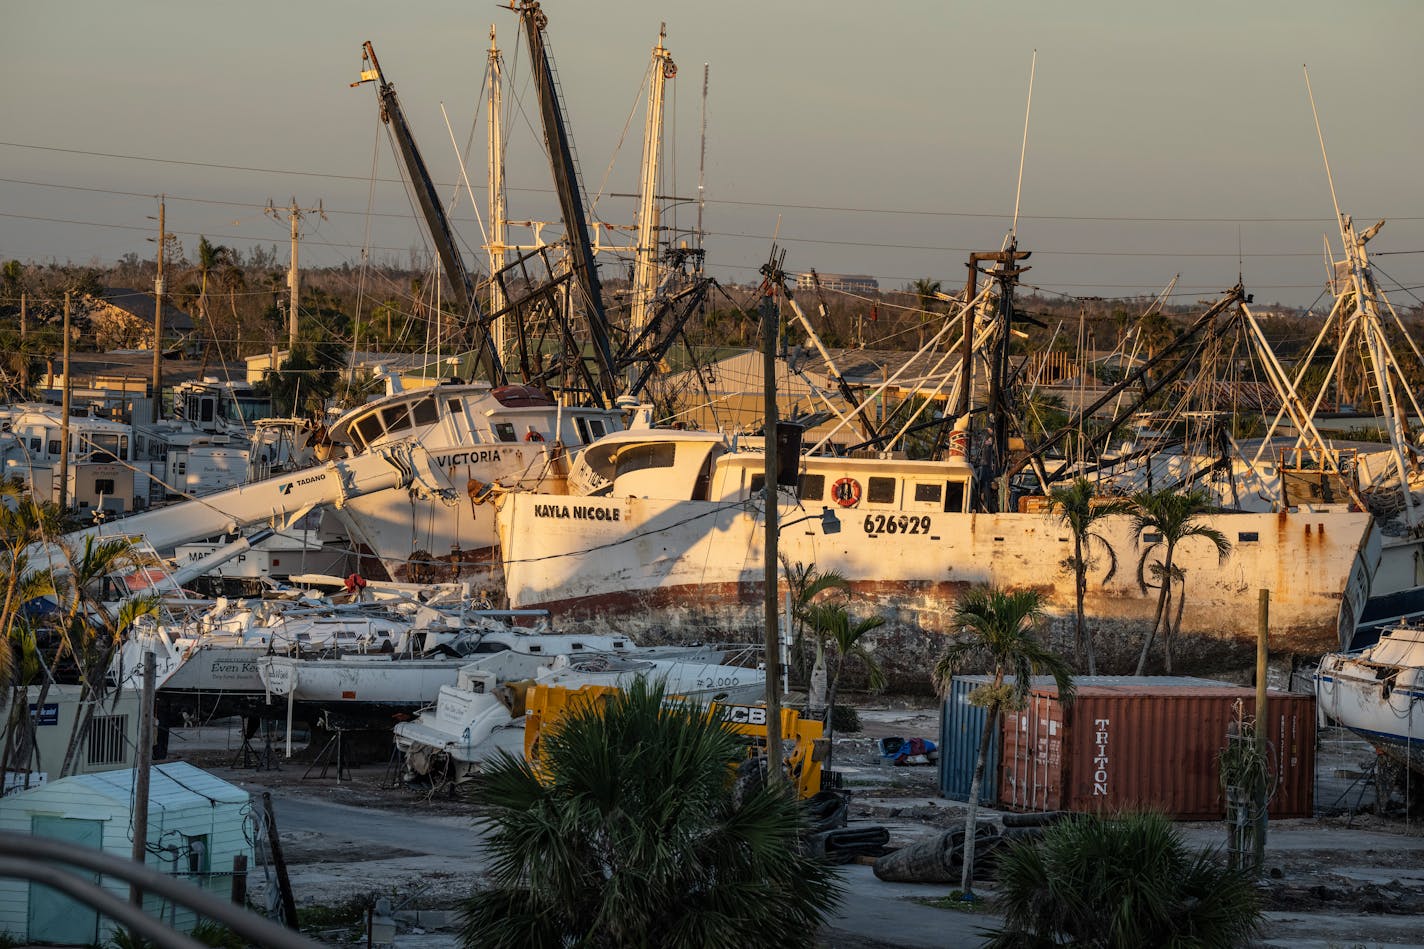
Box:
521, 683, 827, 799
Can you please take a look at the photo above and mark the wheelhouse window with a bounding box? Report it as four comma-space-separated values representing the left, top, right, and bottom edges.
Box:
914, 483, 942, 503
493, 422, 517, 443
412, 397, 439, 426
381, 403, 411, 434
355, 413, 384, 446
613, 443, 676, 479
799, 474, 825, 501
866, 477, 897, 505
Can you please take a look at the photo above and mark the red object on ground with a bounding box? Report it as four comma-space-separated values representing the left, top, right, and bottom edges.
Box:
997, 684, 1315, 820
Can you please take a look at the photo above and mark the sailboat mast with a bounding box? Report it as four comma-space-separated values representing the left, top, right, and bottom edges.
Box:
487, 26, 508, 363
631, 23, 675, 346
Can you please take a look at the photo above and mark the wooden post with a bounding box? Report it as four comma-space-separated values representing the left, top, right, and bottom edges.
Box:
57, 291, 71, 511
18, 291, 27, 393
261, 792, 299, 929
229, 853, 248, 907
761, 288, 784, 785
1254, 588, 1269, 873
129, 651, 156, 912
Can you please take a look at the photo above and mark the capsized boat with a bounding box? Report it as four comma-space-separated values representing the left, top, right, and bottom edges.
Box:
393, 648, 764, 784
1317, 626, 1424, 776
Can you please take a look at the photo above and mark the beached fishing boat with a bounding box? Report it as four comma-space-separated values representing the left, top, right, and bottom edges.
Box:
496, 423, 1376, 670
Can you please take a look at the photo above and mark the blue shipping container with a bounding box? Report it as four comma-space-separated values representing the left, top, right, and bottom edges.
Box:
939, 676, 999, 802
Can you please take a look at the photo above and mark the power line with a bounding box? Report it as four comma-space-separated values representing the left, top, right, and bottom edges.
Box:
5, 140, 1422, 224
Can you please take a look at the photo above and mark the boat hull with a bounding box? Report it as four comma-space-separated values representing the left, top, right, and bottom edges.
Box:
499, 494, 1376, 679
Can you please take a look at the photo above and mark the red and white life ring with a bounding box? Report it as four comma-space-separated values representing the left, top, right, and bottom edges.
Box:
831, 477, 862, 508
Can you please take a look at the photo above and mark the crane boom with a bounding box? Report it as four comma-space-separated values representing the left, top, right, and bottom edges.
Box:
354, 41, 505, 385
513, 1, 619, 407
47, 444, 450, 560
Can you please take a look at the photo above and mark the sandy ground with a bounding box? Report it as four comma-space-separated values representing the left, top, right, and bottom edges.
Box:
167, 702, 1424, 948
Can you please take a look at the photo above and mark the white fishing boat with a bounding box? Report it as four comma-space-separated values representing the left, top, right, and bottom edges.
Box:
394, 648, 763, 783
496, 423, 1377, 662
1317, 626, 1424, 776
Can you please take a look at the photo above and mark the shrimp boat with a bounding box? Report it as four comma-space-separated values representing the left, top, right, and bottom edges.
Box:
496, 425, 1375, 667
495, 249, 1378, 677
1316, 626, 1424, 776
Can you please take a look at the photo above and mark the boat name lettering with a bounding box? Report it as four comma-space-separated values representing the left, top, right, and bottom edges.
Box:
719, 705, 767, 726
434, 448, 503, 467
211, 660, 257, 677
532, 503, 621, 522
863, 514, 932, 536
1092, 717, 1109, 796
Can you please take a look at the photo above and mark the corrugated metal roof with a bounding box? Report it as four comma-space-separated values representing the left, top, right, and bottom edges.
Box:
954, 674, 1228, 688
59, 762, 247, 808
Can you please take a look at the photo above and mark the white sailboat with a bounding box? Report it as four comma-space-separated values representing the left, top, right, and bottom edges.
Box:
1317, 626, 1424, 776
393, 647, 764, 783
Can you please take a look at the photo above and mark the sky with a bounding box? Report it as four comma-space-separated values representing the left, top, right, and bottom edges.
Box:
3, 1, 1422, 312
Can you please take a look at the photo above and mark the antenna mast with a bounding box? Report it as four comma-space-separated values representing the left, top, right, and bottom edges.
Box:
1010, 49, 1037, 239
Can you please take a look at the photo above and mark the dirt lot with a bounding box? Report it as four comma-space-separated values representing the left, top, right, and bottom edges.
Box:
169, 701, 1424, 948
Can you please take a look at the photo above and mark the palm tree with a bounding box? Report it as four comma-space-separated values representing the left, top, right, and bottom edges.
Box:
933, 587, 1074, 899
910, 278, 942, 350
804, 602, 885, 768
460, 677, 842, 949
1131, 488, 1231, 675
1046, 478, 1132, 674
192, 237, 230, 365
987, 810, 1261, 948
780, 557, 848, 690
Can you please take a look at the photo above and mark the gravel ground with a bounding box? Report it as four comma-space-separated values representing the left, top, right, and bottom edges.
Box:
166, 702, 1424, 948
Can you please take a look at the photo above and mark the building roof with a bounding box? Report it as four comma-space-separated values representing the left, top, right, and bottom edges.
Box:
26, 762, 248, 808
95, 287, 196, 334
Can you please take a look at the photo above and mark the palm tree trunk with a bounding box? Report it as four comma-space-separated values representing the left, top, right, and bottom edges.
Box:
1134, 546, 1174, 675
1167, 575, 1187, 675
1075, 537, 1093, 675
960, 702, 999, 896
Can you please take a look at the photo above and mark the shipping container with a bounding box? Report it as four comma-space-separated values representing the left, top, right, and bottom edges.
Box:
998, 684, 1315, 820
939, 675, 1224, 802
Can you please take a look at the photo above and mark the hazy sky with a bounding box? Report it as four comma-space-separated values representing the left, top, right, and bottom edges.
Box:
3, 1, 1421, 311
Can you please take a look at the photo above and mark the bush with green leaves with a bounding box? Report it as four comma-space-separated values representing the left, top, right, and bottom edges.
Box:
986, 810, 1262, 948
460, 676, 843, 949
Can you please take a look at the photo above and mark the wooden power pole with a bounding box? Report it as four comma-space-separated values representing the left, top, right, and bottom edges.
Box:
57, 291, 71, 511
267, 198, 325, 352
129, 651, 156, 913
151, 197, 166, 424
760, 285, 784, 785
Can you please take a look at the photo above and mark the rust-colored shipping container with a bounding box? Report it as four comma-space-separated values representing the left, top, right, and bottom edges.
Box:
997, 685, 1314, 820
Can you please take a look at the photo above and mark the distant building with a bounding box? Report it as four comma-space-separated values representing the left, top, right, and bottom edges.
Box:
86, 287, 195, 352
795, 273, 879, 295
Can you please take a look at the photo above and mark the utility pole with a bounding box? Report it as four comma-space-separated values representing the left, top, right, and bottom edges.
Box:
19, 292, 28, 393
57, 291, 71, 511
267, 198, 325, 352
1254, 589, 1270, 873
150, 196, 166, 424
129, 651, 156, 914
760, 279, 784, 786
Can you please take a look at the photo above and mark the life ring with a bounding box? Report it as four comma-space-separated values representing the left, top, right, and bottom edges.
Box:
831, 477, 861, 508
525, 428, 545, 442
